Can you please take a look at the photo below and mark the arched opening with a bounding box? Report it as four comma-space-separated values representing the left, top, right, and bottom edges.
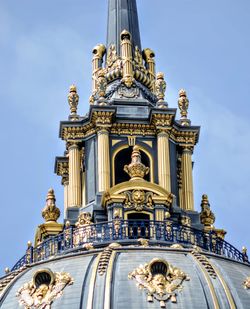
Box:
114, 146, 150, 185
127, 212, 150, 239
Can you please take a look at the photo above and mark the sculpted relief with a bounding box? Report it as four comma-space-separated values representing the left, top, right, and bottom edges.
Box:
16, 268, 73, 309
128, 258, 189, 308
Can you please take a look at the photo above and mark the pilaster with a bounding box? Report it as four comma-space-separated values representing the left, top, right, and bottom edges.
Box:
68, 142, 82, 207
181, 146, 194, 211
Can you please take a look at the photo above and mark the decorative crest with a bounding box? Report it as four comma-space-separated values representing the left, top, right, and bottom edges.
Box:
67, 84, 79, 118
124, 190, 153, 211
200, 194, 215, 231
16, 268, 73, 308
178, 89, 190, 125
124, 145, 149, 180
42, 189, 60, 223
128, 258, 190, 308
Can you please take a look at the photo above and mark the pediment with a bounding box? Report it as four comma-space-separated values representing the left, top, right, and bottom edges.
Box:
102, 178, 173, 208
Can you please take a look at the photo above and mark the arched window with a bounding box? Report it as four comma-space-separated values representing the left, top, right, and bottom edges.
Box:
113, 146, 150, 185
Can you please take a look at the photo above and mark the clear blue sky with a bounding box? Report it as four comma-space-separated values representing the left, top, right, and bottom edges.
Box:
0, 0, 250, 273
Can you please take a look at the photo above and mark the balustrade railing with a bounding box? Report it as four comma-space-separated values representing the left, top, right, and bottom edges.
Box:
11, 220, 248, 271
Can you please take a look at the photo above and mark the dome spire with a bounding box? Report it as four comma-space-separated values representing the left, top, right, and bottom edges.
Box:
106, 0, 141, 56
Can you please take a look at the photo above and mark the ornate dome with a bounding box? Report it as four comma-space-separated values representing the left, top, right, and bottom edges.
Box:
0, 243, 250, 308
0, 0, 249, 308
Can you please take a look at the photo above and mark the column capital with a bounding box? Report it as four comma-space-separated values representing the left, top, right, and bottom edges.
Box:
157, 128, 171, 137
97, 127, 110, 135
181, 145, 194, 154
152, 112, 174, 130
67, 140, 81, 150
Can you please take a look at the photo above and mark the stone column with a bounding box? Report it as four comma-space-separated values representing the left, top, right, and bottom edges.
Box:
68, 143, 82, 207
157, 131, 171, 192
92, 44, 106, 94
97, 129, 110, 192
121, 30, 134, 88
143, 48, 155, 82
181, 147, 194, 211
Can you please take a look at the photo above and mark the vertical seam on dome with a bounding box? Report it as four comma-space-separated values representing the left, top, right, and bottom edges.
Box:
86, 254, 102, 309
104, 250, 117, 309
189, 253, 220, 309
209, 262, 237, 309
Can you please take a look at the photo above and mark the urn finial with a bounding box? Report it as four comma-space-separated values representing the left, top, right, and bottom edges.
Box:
67, 84, 79, 119
42, 188, 60, 222
124, 145, 149, 180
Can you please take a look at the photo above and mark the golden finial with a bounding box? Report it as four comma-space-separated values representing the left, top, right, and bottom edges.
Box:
178, 89, 190, 125
155, 72, 167, 108
165, 211, 171, 219
124, 145, 149, 180
67, 84, 79, 118
65, 220, 71, 228
27, 241, 32, 248
5, 267, 10, 274
42, 188, 60, 223
242, 246, 247, 255
200, 194, 215, 231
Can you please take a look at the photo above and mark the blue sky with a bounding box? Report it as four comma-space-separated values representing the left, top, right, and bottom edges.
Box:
0, 0, 250, 273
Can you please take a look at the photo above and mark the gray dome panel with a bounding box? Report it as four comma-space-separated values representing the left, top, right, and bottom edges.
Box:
1, 248, 250, 309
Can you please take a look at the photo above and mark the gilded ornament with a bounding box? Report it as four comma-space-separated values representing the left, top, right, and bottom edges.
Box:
200, 194, 215, 231
96, 69, 108, 104
42, 189, 60, 223
142, 48, 156, 82
124, 145, 149, 180
165, 211, 171, 219
134, 46, 146, 72
73, 212, 93, 246
75, 212, 92, 228
4, 267, 10, 274
92, 111, 113, 128
143, 48, 155, 64
128, 258, 190, 308
82, 243, 94, 250
243, 277, 250, 289
92, 44, 106, 59
16, 268, 73, 309
170, 244, 184, 249
155, 72, 167, 108
214, 228, 227, 240
117, 84, 139, 98
98, 243, 120, 276
67, 84, 79, 118
106, 44, 119, 68
122, 75, 134, 88
242, 246, 247, 255
178, 89, 190, 125
124, 189, 153, 211
138, 238, 149, 247
181, 216, 191, 227
191, 251, 217, 279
